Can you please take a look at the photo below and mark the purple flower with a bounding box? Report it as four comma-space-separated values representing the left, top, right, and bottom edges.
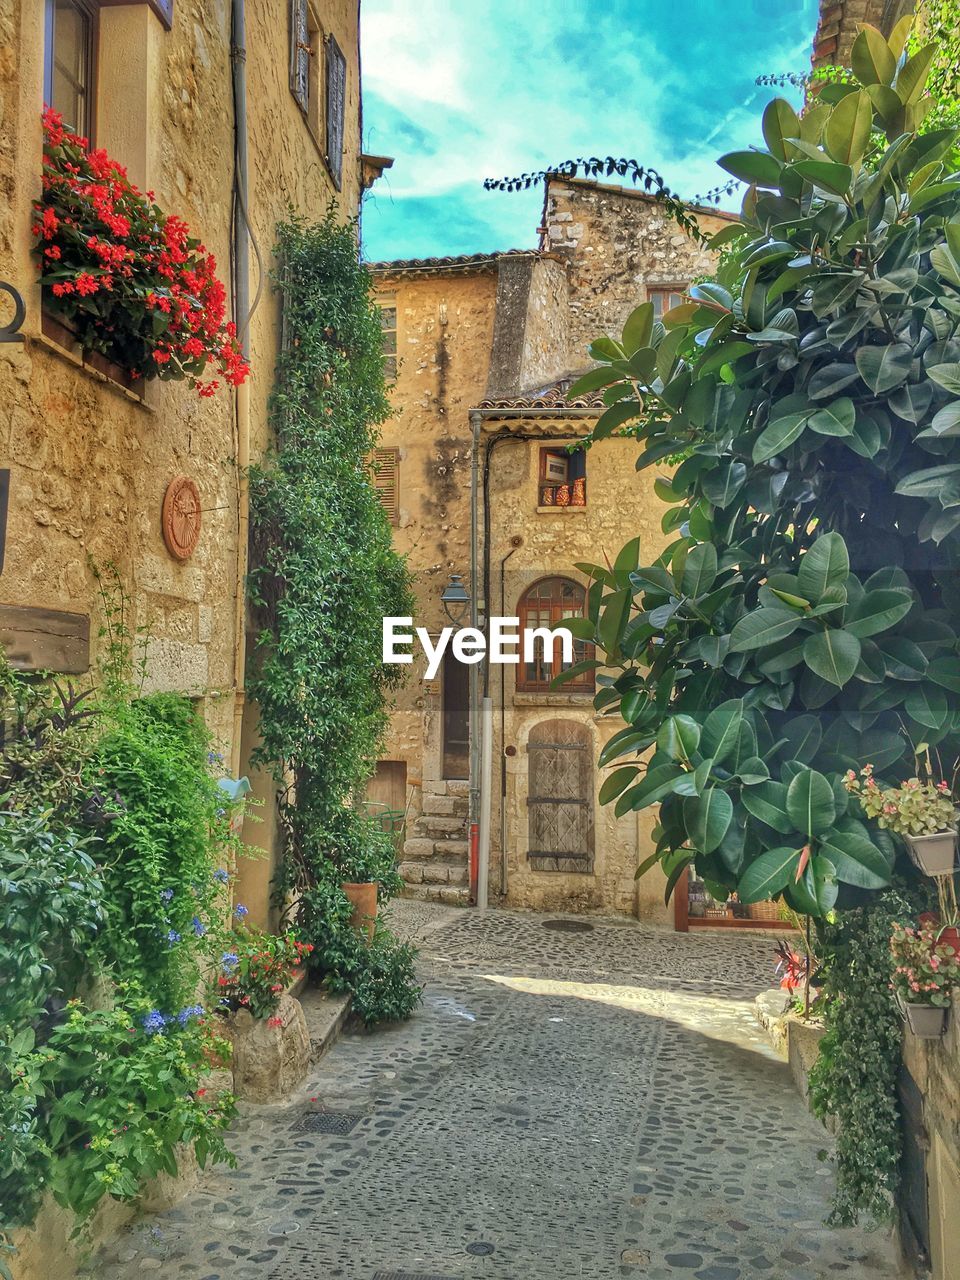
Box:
213, 868, 229, 884
176, 1004, 204, 1026
235, 904, 249, 919
166, 929, 181, 946
215, 807, 227, 819
208, 751, 224, 765
222, 952, 239, 971
161, 888, 174, 902
142, 1010, 167, 1035
192, 916, 206, 937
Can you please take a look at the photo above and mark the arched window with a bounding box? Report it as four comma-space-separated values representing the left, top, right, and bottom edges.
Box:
517, 577, 594, 693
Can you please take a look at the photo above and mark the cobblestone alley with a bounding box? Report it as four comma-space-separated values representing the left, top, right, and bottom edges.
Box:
91, 904, 904, 1280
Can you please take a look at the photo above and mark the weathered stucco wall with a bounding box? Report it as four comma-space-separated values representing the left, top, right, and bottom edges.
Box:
484, 428, 671, 922
902, 1012, 960, 1280
0, 0, 365, 938
543, 176, 733, 368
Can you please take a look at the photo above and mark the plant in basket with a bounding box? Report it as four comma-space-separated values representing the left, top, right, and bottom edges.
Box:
212, 924, 313, 1025
844, 764, 959, 877
33, 107, 249, 397
890, 919, 960, 1038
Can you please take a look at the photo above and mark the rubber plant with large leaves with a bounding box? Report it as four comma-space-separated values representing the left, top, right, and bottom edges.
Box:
567, 20, 960, 917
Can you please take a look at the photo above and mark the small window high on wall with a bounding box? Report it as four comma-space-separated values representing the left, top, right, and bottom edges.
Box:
379, 298, 397, 381
648, 286, 687, 321
45, 0, 99, 140
538, 447, 586, 509
517, 577, 594, 693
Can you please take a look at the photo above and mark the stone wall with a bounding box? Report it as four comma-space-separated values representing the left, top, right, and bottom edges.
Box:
0, 0, 365, 928
902, 1012, 960, 1279
542, 176, 733, 368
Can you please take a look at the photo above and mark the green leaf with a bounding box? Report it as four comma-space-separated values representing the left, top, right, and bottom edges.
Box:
599, 766, 640, 805
818, 827, 892, 888
824, 91, 873, 165
741, 780, 794, 833
927, 363, 960, 396
718, 150, 783, 186
927, 656, 960, 693
791, 160, 853, 196
905, 685, 949, 730
855, 343, 913, 394
681, 543, 718, 597
701, 461, 747, 508
762, 98, 801, 159
797, 533, 849, 602
566, 366, 617, 397
701, 698, 745, 764
752, 412, 810, 463
621, 302, 655, 356
895, 463, 960, 499
729, 607, 804, 653
786, 768, 836, 836
616, 765, 685, 816
737, 845, 801, 904
896, 45, 935, 104
807, 398, 855, 437
851, 24, 897, 85
657, 714, 702, 761
845, 588, 913, 638
594, 399, 643, 440
803, 629, 861, 687
736, 756, 770, 785
684, 789, 734, 855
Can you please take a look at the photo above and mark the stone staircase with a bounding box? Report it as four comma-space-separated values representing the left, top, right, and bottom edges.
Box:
399, 781, 471, 905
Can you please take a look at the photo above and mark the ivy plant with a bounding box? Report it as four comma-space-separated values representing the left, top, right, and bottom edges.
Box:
565, 21, 960, 915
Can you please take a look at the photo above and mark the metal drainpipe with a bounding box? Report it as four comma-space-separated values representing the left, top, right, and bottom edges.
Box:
498, 541, 519, 898
229, 0, 251, 779
468, 409, 482, 850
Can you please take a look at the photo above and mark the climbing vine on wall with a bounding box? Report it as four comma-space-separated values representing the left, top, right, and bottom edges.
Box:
247, 211, 413, 895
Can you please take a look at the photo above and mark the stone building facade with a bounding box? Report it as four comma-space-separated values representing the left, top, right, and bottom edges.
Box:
370, 177, 732, 925
0, 0, 376, 929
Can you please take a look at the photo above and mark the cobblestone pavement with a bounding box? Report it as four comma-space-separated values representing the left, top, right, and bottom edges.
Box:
91, 904, 904, 1280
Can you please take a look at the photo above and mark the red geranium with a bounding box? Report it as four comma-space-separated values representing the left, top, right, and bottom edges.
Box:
33, 107, 249, 397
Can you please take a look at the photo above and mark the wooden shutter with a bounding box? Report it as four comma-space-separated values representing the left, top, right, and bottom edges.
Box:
325, 34, 346, 189
290, 0, 310, 112
372, 448, 399, 526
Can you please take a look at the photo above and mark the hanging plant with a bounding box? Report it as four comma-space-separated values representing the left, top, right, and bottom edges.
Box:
32, 108, 249, 397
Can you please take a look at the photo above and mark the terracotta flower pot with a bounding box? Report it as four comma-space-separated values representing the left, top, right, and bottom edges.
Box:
904, 829, 958, 877
898, 997, 948, 1039
936, 925, 960, 956
342, 881, 378, 942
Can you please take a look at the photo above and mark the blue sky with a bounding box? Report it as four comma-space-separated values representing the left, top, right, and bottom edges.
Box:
359, 0, 818, 262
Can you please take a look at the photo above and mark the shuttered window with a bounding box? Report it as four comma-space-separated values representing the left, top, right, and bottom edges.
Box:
371, 448, 399, 526
325, 34, 346, 189
289, 0, 310, 113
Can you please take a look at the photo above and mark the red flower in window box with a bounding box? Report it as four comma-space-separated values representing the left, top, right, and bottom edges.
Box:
33, 107, 249, 397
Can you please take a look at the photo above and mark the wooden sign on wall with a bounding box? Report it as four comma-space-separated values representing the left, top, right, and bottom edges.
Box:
0, 605, 90, 673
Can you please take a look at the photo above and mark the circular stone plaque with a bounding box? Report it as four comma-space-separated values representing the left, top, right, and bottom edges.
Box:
161, 475, 202, 561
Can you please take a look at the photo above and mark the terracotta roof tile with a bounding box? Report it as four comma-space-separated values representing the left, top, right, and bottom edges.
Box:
478, 373, 606, 411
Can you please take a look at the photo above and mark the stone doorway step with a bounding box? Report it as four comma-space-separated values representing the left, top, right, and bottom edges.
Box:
398, 780, 470, 906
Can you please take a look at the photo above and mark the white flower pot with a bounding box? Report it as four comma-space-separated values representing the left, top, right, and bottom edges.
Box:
897, 995, 948, 1039
904, 829, 958, 877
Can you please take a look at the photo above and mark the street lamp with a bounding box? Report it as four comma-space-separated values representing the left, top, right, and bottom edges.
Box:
440, 573, 470, 624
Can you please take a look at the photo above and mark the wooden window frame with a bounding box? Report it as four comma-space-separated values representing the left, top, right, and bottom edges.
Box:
538, 446, 586, 509
44, 0, 100, 143
648, 285, 688, 321
99, 0, 173, 29
517, 576, 594, 694
379, 296, 397, 382
371, 447, 399, 527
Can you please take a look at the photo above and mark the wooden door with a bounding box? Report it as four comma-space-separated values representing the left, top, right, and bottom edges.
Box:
442, 650, 469, 780
526, 719, 594, 872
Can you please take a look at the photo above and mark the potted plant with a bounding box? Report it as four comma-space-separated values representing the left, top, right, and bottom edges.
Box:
890, 919, 960, 1039
325, 809, 403, 942
844, 765, 959, 877
211, 923, 313, 1101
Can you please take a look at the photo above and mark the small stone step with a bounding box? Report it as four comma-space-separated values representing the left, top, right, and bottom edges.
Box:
414, 814, 468, 840
400, 859, 469, 888
433, 838, 469, 858
446, 780, 470, 797
401, 882, 470, 906
419, 793, 467, 818
401, 837, 436, 862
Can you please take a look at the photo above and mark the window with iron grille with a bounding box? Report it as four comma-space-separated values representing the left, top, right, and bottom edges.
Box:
648, 285, 687, 321
379, 298, 397, 381
517, 577, 594, 693
371, 447, 399, 526
45, 0, 99, 141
